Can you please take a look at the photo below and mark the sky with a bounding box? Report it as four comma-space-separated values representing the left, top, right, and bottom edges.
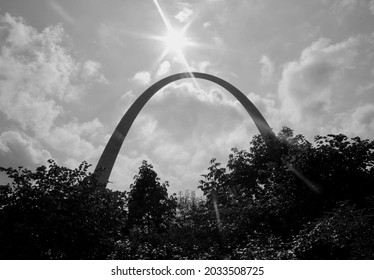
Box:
0, 0, 374, 194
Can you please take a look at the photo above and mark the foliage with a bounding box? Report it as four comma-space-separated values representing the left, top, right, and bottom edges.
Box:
198, 127, 374, 259
0, 160, 127, 259
126, 160, 176, 232
292, 199, 374, 259
110, 160, 178, 259
1, 127, 374, 259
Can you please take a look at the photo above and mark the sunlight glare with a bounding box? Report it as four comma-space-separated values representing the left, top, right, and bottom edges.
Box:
163, 28, 188, 54
152, 0, 200, 90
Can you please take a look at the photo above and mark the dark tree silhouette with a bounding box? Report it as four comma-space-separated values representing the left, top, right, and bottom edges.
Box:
127, 160, 176, 233
1, 127, 373, 260
0, 160, 127, 259
199, 127, 374, 259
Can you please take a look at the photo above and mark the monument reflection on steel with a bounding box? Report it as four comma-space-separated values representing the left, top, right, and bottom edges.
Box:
94, 72, 275, 185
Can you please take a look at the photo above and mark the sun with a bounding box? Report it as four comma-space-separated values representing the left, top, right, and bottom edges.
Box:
162, 28, 188, 54
152, 0, 190, 56
151, 0, 200, 89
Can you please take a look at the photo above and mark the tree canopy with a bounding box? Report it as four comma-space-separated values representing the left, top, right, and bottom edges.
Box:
1, 127, 373, 259
0, 161, 127, 259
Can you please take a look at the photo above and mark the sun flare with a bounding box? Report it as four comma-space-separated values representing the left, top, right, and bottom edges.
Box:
163, 28, 188, 54
152, 0, 200, 89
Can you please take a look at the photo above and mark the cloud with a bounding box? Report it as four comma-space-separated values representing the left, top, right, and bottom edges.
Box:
132, 71, 151, 85
0, 13, 106, 170
278, 37, 359, 125
0, 131, 51, 167
329, 104, 374, 138
259, 55, 275, 83
277, 33, 374, 139
156, 61, 171, 78
174, 7, 193, 23
349, 104, 374, 134
81, 60, 108, 83
82, 60, 101, 78
137, 80, 254, 147
44, 119, 103, 161
0, 12, 106, 130
246, 92, 282, 131
0, 13, 75, 134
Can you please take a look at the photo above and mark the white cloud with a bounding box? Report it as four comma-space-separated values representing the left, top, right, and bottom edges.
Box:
154, 81, 239, 108
45, 119, 103, 161
81, 60, 108, 83
0, 13, 78, 135
349, 104, 374, 134
132, 71, 151, 85
132, 115, 161, 146
259, 55, 275, 83
329, 104, 374, 138
0, 13, 34, 46
156, 61, 171, 77
82, 60, 101, 78
0, 14, 83, 100
277, 33, 374, 139
246, 92, 282, 131
0, 13, 106, 171
174, 7, 193, 23
278, 37, 359, 125
139, 80, 252, 145
0, 131, 51, 167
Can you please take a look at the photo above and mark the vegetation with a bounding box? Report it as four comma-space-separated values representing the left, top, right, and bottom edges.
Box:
1, 127, 373, 259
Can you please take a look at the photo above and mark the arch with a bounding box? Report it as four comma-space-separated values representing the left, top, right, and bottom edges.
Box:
94, 72, 274, 185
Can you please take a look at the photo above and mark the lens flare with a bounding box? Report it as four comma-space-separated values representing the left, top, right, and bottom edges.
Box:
152, 0, 200, 89
163, 28, 188, 54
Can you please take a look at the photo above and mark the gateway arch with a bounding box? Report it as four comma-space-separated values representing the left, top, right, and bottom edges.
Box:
94, 72, 275, 185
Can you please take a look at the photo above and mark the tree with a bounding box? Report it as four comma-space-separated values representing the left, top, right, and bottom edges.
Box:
199, 127, 374, 259
127, 160, 176, 232
0, 160, 127, 259
2, 127, 373, 260
292, 200, 374, 259
110, 161, 178, 259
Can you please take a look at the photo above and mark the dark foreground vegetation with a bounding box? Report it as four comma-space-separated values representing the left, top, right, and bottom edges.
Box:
1, 127, 374, 259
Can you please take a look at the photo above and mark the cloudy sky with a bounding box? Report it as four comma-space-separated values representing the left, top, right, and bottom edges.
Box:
1, 0, 374, 194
